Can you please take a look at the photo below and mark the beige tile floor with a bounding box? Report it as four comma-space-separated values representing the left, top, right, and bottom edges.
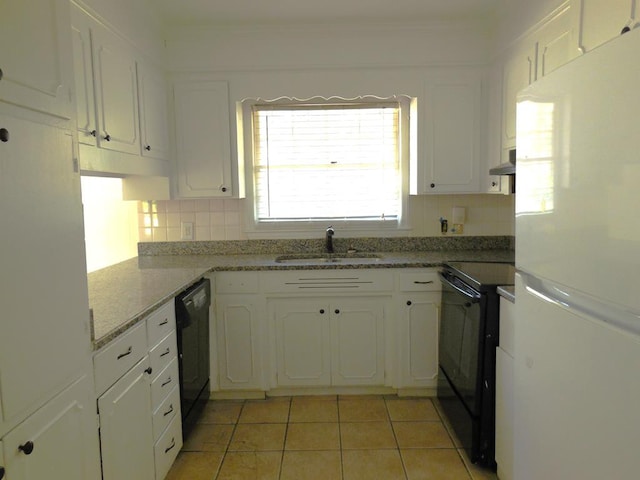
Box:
166, 395, 497, 480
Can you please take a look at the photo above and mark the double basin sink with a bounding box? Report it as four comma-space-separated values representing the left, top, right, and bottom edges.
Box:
274, 252, 382, 265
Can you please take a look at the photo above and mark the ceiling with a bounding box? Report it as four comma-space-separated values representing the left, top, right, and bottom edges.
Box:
156, 0, 500, 26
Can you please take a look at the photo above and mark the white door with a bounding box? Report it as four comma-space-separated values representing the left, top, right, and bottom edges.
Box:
216, 296, 262, 390
0, 116, 91, 427
137, 62, 170, 160
399, 294, 439, 388
1, 376, 100, 480
0, 0, 74, 119
71, 4, 98, 146
331, 299, 385, 386
174, 81, 232, 197
274, 299, 331, 386
98, 358, 155, 480
91, 25, 140, 155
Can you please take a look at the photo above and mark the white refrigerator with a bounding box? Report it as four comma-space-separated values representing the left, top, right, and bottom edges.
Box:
514, 27, 640, 480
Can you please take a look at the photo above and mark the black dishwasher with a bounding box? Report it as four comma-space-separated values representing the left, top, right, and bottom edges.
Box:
175, 278, 211, 439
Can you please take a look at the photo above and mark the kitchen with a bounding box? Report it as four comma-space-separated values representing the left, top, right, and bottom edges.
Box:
1, 1, 638, 479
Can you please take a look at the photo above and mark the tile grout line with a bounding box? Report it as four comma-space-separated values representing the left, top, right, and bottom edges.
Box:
385, 397, 410, 480
277, 397, 292, 480
431, 398, 474, 480
213, 399, 245, 480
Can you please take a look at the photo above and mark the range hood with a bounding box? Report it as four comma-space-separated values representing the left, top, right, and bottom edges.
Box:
490, 148, 516, 176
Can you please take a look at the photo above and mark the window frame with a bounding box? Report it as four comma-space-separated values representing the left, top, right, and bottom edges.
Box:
239, 95, 413, 238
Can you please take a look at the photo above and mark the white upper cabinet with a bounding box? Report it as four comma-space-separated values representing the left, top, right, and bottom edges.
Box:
0, 0, 74, 120
91, 24, 140, 156
412, 70, 483, 194
137, 62, 170, 160
174, 81, 233, 198
578, 0, 636, 53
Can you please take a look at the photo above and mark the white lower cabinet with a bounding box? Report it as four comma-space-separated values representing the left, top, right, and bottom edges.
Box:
396, 270, 441, 389
495, 296, 515, 480
98, 357, 155, 480
95, 300, 181, 480
272, 297, 386, 388
216, 295, 264, 390
1, 375, 100, 480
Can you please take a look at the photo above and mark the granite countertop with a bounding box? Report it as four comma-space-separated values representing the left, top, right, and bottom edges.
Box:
498, 285, 516, 303
89, 237, 515, 350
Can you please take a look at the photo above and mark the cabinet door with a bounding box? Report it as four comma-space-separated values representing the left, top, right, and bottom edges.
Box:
91, 25, 140, 155
98, 357, 155, 480
331, 298, 385, 386
174, 81, 232, 197
495, 347, 514, 480
398, 294, 440, 388
537, 3, 579, 80
0, 0, 74, 119
137, 62, 170, 160
71, 4, 97, 146
0, 116, 90, 427
579, 0, 635, 53
216, 295, 263, 390
273, 299, 331, 386
2, 375, 100, 480
501, 44, 537, 151
417, 72, 482, 193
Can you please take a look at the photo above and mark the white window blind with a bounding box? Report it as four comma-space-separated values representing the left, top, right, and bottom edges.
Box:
252, 101, 401, 222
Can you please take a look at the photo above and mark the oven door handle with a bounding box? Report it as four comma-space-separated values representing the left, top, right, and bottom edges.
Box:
438, 272, 481, 303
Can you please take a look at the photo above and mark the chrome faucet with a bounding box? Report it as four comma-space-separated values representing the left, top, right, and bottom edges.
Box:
325, 226, 335, 253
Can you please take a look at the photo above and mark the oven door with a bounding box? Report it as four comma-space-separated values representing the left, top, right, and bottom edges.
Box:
438, 271, 485, 416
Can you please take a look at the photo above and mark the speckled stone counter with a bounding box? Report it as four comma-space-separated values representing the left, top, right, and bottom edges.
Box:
90, 236, 514, 350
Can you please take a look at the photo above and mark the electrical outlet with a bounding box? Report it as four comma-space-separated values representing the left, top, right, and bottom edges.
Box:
181, 222, 194, 240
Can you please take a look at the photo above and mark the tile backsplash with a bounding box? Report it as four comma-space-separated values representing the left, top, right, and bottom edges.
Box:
138, 194, 515, 242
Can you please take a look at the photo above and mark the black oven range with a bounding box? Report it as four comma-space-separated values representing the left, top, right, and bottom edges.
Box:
437, 261, 515, 468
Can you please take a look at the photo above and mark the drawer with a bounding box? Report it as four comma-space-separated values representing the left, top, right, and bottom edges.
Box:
147, 301, 176, 347
154, 414, 183, 480
262, 270, 394, 294
151, 357, 179, 410
216, 272, 259, 294
152, 385, 180, 440
398, 270, 441, 292
94, 321, 148, 396
149, 331, 177, 376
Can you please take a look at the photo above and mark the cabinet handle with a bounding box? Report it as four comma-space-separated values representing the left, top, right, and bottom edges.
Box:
18, 441, 34, 455
413, 280, 434, 284
221, 186, 227, 192
103, 134, 111, 142
621, 26, 631, 34
161, 376, 172, 387
0, 128, 9, 143
163, 404, 174, 417
145, 367, 153, 375
319, 309, 325, 314
406, 300, 412, 306
164, 438, 176, 453
430, 183, 435, 188
491, 181, 497, 187
90, 129, 97, 137
145, 145, 151, 151
0, 67, 3, 81
334, 309, 340, 314
0, 466, 5, 479
117, 346, 132, 360
158, 319, 169, 326
160, 347, 171, 357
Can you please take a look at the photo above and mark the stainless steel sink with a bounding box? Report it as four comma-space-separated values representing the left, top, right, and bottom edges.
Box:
274, 253, 382, 264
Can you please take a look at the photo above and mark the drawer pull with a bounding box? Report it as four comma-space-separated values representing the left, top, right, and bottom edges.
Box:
117, 346, 132, 360
163, 404, 174, 417
164, 438, 176, 453
158, 318, 169, 326
413, 280, 434, 284
145, 367, 153, 375
160, 347, 171, 358
161, 377, 172, 387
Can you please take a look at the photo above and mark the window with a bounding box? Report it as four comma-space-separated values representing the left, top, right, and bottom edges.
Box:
243, 96, 411, 232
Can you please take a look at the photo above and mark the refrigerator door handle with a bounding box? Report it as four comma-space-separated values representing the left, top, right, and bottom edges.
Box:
520, 272, 640, 337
